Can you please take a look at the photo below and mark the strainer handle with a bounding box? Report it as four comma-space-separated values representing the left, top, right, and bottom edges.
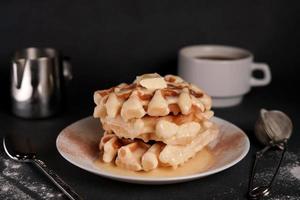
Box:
248, 140, 287, 199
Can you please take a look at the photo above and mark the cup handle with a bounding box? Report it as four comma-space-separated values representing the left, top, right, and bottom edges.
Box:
250, 63, 271, 87
63, 57, 73, 82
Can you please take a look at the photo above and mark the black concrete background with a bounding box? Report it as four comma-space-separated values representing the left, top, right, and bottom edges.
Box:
0, 1, 299, 199
0, 0, 299, 104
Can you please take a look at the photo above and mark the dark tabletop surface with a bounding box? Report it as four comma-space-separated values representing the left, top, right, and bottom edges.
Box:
0, 80, 299, 200
0, 0, 299, 199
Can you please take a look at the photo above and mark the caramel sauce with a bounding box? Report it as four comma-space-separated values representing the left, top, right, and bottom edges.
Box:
161, 89, 180, 97
189, 89, 203, 98
93, 148, 214, 177
138, 93, 152, 101
165, 76, 176, 82
101, 80, 204, 105
116, 92, 132, 99
166, 84, 184, 90
171, 113, 194, 125
98, 88, 114, 97
168, 104, 181, 115
123, 83, 137, 90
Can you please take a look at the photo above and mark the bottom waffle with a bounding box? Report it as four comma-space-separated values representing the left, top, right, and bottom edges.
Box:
100, 111, 214, 146
99, 124, 219, 171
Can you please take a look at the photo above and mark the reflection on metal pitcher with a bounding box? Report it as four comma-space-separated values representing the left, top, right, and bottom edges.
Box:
11, 47, 72, 118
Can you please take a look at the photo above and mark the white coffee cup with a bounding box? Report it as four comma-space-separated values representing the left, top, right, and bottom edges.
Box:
178, 45, 271, 107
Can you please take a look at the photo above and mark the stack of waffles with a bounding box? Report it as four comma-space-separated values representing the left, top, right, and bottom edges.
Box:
93, 73, 219, 171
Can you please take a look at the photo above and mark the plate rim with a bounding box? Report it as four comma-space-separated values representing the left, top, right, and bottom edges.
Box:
56, 116, 250, 183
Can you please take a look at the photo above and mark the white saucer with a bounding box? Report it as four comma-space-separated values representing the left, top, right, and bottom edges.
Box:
56, 116, 249, 184
212, 96, 243, 108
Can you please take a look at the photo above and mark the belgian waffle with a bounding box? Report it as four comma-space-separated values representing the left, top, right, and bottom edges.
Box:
100, 112, 214, 145
99, 124, 218, 171
93, 73, 219, 171
93, 73, 212, 121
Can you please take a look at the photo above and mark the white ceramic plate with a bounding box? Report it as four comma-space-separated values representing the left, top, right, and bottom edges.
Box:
56, 116, 249, 184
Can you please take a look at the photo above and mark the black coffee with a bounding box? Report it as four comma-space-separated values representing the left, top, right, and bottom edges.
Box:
194, 55, 244, 60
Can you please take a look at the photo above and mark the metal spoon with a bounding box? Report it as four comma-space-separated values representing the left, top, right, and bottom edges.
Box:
248, 109, 293, 199
3, 136, 83, 200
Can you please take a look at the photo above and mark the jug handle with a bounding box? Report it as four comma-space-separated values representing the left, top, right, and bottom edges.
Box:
62, 57, 72, 83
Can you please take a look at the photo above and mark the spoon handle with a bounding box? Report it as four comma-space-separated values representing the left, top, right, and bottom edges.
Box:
32, 158, 83, 200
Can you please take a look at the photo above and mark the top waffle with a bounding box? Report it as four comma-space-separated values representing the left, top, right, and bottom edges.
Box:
94, 73, 212, 121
